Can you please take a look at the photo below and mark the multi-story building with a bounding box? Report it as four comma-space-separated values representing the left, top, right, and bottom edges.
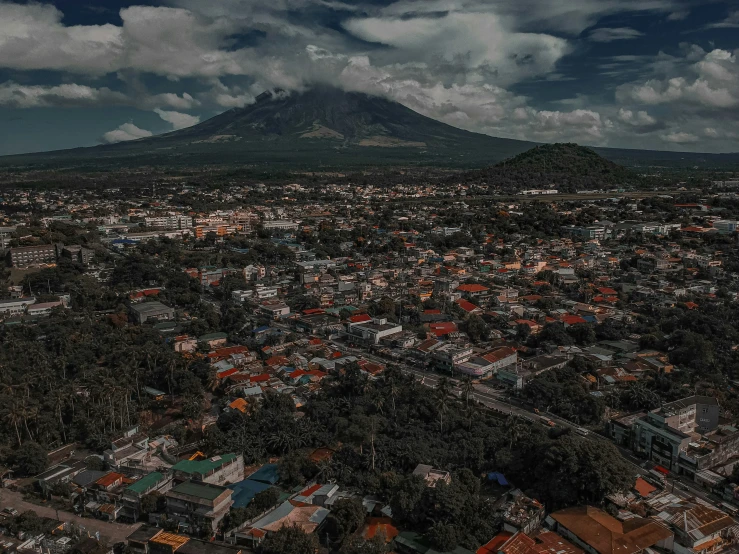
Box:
712, 220, 739, 234
145, 215, 193, 229
431, 343, 473, 372
345, 317, 403, 345
120, 471, 174, 521
229, 211, 260, 234
9, 243, 61, 267
608, 396, 725, 474
261, 220, 299, 231
170, 454, 244, 486
165, 481, 233, 534
62, 245, 95, 265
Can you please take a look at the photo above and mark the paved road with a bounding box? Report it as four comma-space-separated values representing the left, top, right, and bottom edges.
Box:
338, 343, 730, 507
0, 489, 141, 544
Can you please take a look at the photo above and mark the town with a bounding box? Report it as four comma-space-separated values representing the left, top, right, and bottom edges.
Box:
2, 171, 739, 554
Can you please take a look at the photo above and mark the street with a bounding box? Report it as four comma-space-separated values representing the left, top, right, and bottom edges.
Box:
338, 343, 730, 508
0, 489, 141, 545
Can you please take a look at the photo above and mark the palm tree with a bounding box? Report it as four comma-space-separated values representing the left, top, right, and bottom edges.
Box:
436, 393, 449, 434
1, 397, 24, 446
436, 376, 452, 399
461, 376, 475, 408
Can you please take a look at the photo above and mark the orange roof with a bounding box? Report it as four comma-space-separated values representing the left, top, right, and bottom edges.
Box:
457, 283, 489, 293
456, 299, 480, 313
634, 477, 657, 498
364, 517, 399, 543
95, 472, 125, 488
228, 398, 248, 413
478, 532, 514, 554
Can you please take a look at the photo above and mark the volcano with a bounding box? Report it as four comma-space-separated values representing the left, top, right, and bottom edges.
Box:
2, 86, 738, 171
0, 87, 535, 169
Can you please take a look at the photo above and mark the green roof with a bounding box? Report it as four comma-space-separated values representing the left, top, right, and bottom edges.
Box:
171, 481, 227, 501
126, 472, 165, 494
198, 332, 228, 342
171, 453, 237, 476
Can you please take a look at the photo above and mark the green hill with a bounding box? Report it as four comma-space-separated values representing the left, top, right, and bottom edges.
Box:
462, 143, 647, 193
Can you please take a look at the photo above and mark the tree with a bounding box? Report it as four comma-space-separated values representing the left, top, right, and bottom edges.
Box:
389, 475, 427, 525
322, 497, 366, 546
258, 524, 319, 554
140, 492, 164, 516
339, 536, 389, 554
465, 314, 488, 343
14, 441, 47, 476
427, 522, 459, 552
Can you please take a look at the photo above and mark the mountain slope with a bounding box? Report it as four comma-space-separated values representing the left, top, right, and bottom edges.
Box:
1, 87, 737, 171
0, 87, 536, 169
461, 143, 649, 193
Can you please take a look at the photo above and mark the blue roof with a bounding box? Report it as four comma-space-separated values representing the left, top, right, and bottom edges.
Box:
487, 471, 509, 486
583, 315, 597, 323
247, 463, 280, 485
253, 326, 270, 334
227, 479, 273, 508
112, 239, 137, 244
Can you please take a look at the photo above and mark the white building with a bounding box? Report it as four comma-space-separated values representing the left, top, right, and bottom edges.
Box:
346, 317, 402, 345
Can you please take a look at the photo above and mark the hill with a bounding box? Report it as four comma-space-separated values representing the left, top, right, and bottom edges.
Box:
0, 87, 535, 170
459, 143, 648, 193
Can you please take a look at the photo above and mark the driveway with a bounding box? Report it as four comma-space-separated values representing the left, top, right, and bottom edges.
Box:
0, 488, 141, 544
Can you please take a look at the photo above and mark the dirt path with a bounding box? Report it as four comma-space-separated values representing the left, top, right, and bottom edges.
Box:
0, 488, 141, 544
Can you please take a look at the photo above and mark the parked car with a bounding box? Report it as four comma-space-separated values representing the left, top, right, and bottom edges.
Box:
2, 507, 18, 516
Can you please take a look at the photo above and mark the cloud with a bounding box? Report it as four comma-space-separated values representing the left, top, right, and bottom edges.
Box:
101, 123, 153, 144
616, 48, 739, 109
0, 81, 129, 108
667, 10, 689, 20
704, 10, 739, 29
588, 27, 644, 43
0, 2, 124, 74
342, 12, 570, 86
661, 131, 699, 143
154, 108, 201, 130
0, 80, 200, 110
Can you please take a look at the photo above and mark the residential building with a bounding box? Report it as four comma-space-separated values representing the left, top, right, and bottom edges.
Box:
165, 481, 234, 534
170, 454, 244, 486
346, 317, 403, 345
412, 464, 452, 488
130, 301, 175, 324
145, 215, 193, 229
548, 506, 673, 554
9, 243, 60, 267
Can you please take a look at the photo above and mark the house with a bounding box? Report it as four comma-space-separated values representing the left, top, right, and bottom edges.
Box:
198, 332, 228, 349
548, 506, 673, 554
648, 494, 733, 554
130, 301, 175, 324
127, 528, 244, 554
412, 464, 451, 488
236, 500, 330, 548
456, 298, 482, 315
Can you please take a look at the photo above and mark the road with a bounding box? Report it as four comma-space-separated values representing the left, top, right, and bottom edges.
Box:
0, 489, 141, 544
338, 343, 729, 507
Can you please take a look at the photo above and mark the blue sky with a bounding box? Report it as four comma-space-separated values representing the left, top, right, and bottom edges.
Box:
0, 0, 738, 155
